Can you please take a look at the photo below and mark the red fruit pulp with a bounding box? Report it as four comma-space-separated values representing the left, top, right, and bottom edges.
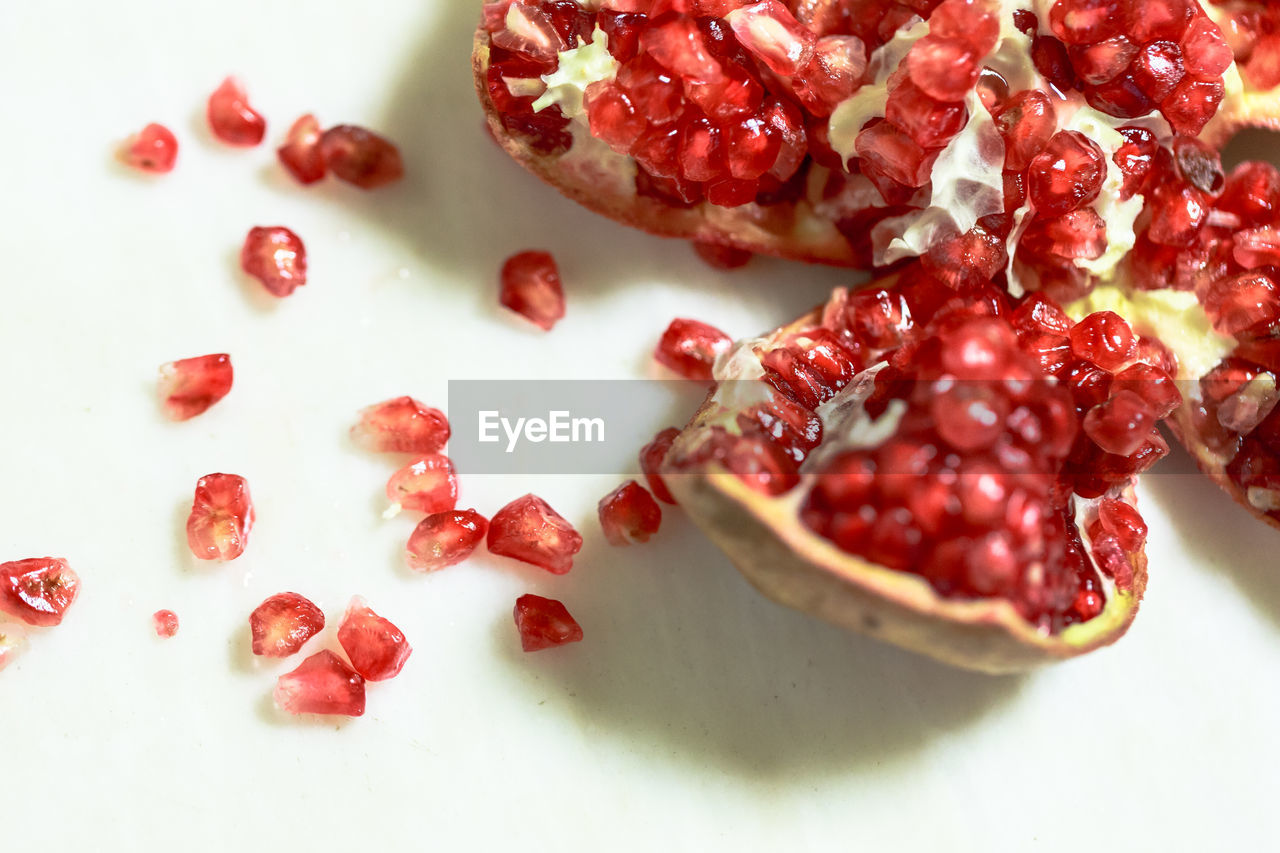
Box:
277, 114, 327, 184
207, 77, 266, 146
124, 123, 178, 173
654, 318, 733, 380
274, 650, 366, 717
500, 250, 566, 330
351, 396, 451, 454
487, 494, 583, 573
407, 509, 489, 571
249, 592, 325, 657
640, 427, 681, 504
158, 354, 233, 421
598, 480, 663, 545
0, 558, 80, 627
385, 454, 459, 514
318, 125, 404, 189
337, 597, 412, 681
241, 226, 307, 298
186, 473, 254, 562
153, 609, 180, 638
513, 593, 583, 651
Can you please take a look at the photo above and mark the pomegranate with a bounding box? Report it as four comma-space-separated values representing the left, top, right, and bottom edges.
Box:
407, 509, 489, 571
241, 226, 307, 298
274, 650, 366, 717
513, 593, 584, 651
487, 494, 583, 573
207, 77, 266, 146
598, 480, 663, 545
249, 592, 325, 657
500, 250, 567, 330
351, 396, 451, 454
123, 123, 178, 173
385, 453, 459, 515
153, 609, 180, 638
654, 317, 733, 380
0, 558, 81, 628
186, 473, 254, 562
278, 114, 327, 184
158, 353, 233, 421
318, 125, 404, 189
336, 597, 412, 681
658, 265, 1159, 672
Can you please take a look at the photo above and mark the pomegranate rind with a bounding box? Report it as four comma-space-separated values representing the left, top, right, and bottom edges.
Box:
472, 34, 856, 266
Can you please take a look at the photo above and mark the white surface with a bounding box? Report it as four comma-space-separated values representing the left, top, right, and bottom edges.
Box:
2, 2, 1279, 850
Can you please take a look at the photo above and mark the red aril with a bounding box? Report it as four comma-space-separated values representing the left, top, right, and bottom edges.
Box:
1069, 311, 1138, 371
407, 509, 489, 571
123, 123, 178, 173
487, 494, 583, 574
158, 354, 233, 421
693, 241, 753, 269
277, 114, 327, 184
319, 125, 404, 189
153, 610, 179, 639
499, 250, 566, 331
351, 397, 451, 454
337, 597, 412, 681
385, 454, 459, 515
641, 427, 680, 504
1083, 390, 1159, 456
207, 77, 266, 146
241, 226, 307, 298
725, 1, 816, 78
249, 592, 325, 657
274, 650, 366, 717
598, 480, 663, 545
1028, 131, 1107, 217
186, 473, 254, 562
513, 594, 584, 651
0, 558, 80, 627
654, 318, 732, 381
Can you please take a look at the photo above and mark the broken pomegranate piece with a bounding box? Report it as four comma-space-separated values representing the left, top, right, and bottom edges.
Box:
318, 125, 404, 189
207, 77, 266, 146
0, 558, 80, 627
513, 594, 583, 652
123, 123, 178, 173
274, 650, 366, 717
351, 396, 450, 454
152, 609, 179, 638
249, 592, 325, 657
158, 353, 233, 421
186, 473, 254, 562
385, 454, 459, 515
241, 226, 307, 298
336, 597, 412, 681
499, 250, 565, 331
487, 494, 583, 574
407, 509, 488, 572
277, 114, 327, 184
598, 480, 662, 546
654, 318, 732, 381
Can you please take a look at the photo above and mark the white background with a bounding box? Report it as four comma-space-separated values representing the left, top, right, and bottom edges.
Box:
2, 1, 1278, 849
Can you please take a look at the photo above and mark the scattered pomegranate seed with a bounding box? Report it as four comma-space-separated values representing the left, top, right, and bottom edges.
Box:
598, 481, 663, 546
499, 250, 566, 331
123, 123, 178, 173
337, 597, 412, 681
318, 125, 403, 189
513, 594, 583, 652
0, 622, 26, 671
207, 77, 266, 146
640, 427, 680, 504
274, 650, 366, 717
654, 318, 732, 381
693, 241, 753, 269
0, 558, 80, 627
385, 454, 459, 515
277, 114, 327, 184
240, 226, 307, 298
249, 592, 325, 657
351, 397, 450, 454
406, 509, 488, 572
152, 609, 179, 638
487, 494, 583, 574
186, 473, 254, 562
157, 354, 233, 421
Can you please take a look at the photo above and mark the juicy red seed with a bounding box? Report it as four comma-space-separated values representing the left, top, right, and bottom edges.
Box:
1181, 16, 1234, 81
1130, 40, 1186, 103
640, 427, 680, 505
0, 558, 80, 627
586, 83, 647, 153
693, 241, 753, 269
1203, 272, 1280, 337
1233, 228, 1280, 270
598, 480, 663, 546
1096, 497, 1148, 551
207, 77, 266, 146
274, 650, 366, 717
1069, 311, 1137, 371
1083, 390, 1158, 456
124, 123, 178, 173
906, 34, 981, 102
158, 354, 233, 421
1161, 77, 1224, 136
499, 250, 566, 331
1220, 162, 1280, 226
1091, 532, 1135, 591
386, 454, 459, 514
655, 318, 732, 381
994, 90, 1057, 171
513, 594, 583, 652
249, 593, 326, 657
641, 17, 725, 82
241, 226, 307, 298
726, 0, 815, 78
487, 494, 583, 574
277, 114, 326, 184
407, 509, 489, 572
152, 609, 180, 638
186, 473, 254, 562
351, 397, 451, 454
856, 120, 937, 192
1028, 131, 1107, 217
318, 125, 404, 190
1124, 0, 1192, 44
1113, 126, 1158, 198
886, 79, 968, 149
1049, 0, 1120, 45
337, 597, 412, 682
931, 385, 1010, 451
489, 2, 564, 61
1070, 36, 1137, 85
1111, 362, 1181, 418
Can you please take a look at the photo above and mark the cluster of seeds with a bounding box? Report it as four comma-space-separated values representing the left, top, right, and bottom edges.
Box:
1206, 1, 1280, 89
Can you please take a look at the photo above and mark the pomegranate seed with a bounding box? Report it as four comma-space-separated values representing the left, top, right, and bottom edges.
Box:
856, 121, 937, 193
1181, 16, 1234, 81
0, 622, 26, 671
887, 80, 968, 149
158, 354, 233, 421
240, 226, 307, 298
489, 2, 564, 61
1111, 362, 1181, 418
598, 480, 663, 546
906, 35, 981, 102
249, 592, 325, 657
1203, 272, 1280, 338
277, 114, 326, 184
123, 123, 178, 173
207, 77, 266, 146
1220, 162, 1280, 226
642, 17, 725, 83
1069, 311, 1137, 371
994, 90, 1057, 171
513, 594, 583, 652
152, 609, 179, 638
1028, 131, 1106, 217
726, 1, 815, 78
186, 473, 254, 562
586, 83, 647, 153
318, 125, 404, 190
1091, 532, 1135, 591
693, 241, 753, 269
641, 427, 680, 505
1070, 36, 1137, 85
1124, 0, 1192, 44
274, 650, 365, 717
385, 454, 459, 515
1233, 228, 1280, 270
487, 494, 583, 574
1083, 390, 1158, 456
654, 318, 732, 381
337, 597, 412, 682
1049, 0, 1120, 45
1095, 498, 1148, 551
1161, 77, 1224, 136
0, 558, 80, 627
1131, 40, 1186, 103
1071, 588, 1104, 622
499, 250, 566, 331
407, 509, 489, 572
351, 396, 450, 454
1113, 126, 1157, 198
